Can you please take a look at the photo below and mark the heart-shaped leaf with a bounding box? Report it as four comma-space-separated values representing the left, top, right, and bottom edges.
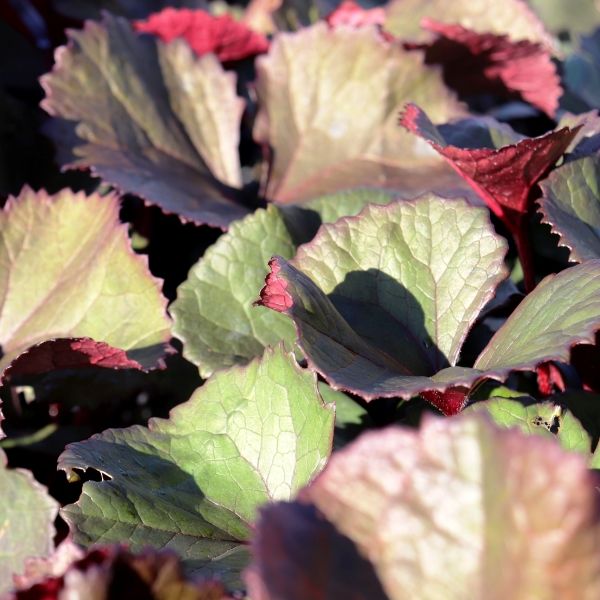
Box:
41, 15, 247, 229
0, 450, 59, 594
135, 7, 269, 62
171, 189, 396, 378
253, 23, 466, 203
249, 414, 600, 599
538, 155, 600, 262
0, 188, 170, 379
58, 344, 334, 584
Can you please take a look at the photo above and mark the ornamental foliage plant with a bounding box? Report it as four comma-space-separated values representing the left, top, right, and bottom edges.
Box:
4, 1, 600, 598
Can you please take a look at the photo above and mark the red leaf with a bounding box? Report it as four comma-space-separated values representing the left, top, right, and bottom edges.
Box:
135, 8, 269, 63
420, 386, 469, 416
536, 362, 566, 397
255, 257, 293, 312
326, 1, 385, 29
408, 19, 561, 117
4, 337, 146, 381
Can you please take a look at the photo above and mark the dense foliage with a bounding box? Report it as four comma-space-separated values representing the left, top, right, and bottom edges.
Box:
3, 0, 600, 597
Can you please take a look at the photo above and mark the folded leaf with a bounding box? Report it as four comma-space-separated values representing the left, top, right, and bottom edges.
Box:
135, 8, 269, 62
272, 415, 600, 599
171, 189, 396, 377
412, 19, 561, 117
0, 188, 170, 378
0, 450, 59, 595
538, 155, 600, 262
253, 23, 466, 203
41, 16, 247, 229
58, 345, 334, 584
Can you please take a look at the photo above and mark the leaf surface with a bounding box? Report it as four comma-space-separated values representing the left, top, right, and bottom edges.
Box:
253, 23, 466, 203
41, 16, 247, 229
58, 345, 334, 583
538, 155, 600, 262
135, 8, 269, 62
0, 188, 170, 377
171, 189, 395, 377
0, 450, 58, 594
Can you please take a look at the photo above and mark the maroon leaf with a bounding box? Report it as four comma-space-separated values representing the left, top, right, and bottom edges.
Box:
135, 7, 269, 62
325, 1, 385, 29
399, 103, 580, 289
409, 19, 561, 117
420, 386, 469, 415
4, 338, 148, 381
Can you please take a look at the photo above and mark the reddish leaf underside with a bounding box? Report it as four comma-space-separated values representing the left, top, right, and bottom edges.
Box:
325, 1, 386, 29
399, 103, 580, 290
409, 19, 561, 117
255, 257, 293, 312
135, 7, 269, 62
420, 386, 470, 416
4, 338, 147, 382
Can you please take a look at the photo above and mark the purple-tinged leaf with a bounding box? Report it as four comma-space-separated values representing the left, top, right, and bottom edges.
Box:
0, 450, 59, 595
253, 23, 466, 203
385, 0, 556, 50
538, 155, 600, 263
135, 7, 269, 62
410, 19, 561, 117
41, 15, 248, 229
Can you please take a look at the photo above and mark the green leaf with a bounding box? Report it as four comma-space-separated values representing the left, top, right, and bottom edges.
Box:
0, 450, 58, 594
58, 345, 334, 584
171, 189, 396, 378
258, 195, 508, 402
41, 15, 247, 229
254, 23, 466, 202
250, 414, 600, 599
0, 188, 170, 375
474, 261, 600, 372
466, 398, 592, 454
385, 0, 555, 49
538, 155, 600, 262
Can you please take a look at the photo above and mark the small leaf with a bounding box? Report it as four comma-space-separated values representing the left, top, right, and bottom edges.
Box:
254, 23, 466, 203
0, 450, 58, 595
538, 155, 600, 262
0, 188, 170, 377
135, 8, 269, 62
253, 414, 600, 599
58, 345, 334, 583
41, 15, 247, 229
412, 19, 561, 117
172, 189, 396, 378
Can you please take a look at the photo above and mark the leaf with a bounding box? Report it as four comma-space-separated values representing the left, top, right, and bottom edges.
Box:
0, 449, 59, 595
412, 19, 561, 117
52, 0, 208, 20
538, 155, 600, 262
253, 22, 466, 203
564, 30, 600, 111
58, 345, 334, 584
474, 261, 600, 373
528, 0, 600, 38
11, 543, 233, 599
0, 188, 170, 378
257, 195, 508, 411
171, 189, 396, 378
283, 414, 600, 599
41, 15, 248, 229
466, 397, 592, 454
135, 8, 269, 62
385, 0, 555, 50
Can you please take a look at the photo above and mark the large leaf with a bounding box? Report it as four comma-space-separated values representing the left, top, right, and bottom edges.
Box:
0, 450, 59, 595
171, 189, 395, 378
564, 30, 600, 111
253, 23, 466, 203
249, 414, 600, 599
41, 16, 248, 229
58, 345, 334, 584
385, 0, 555, 49
538, 155, 600, 262
257, 195, 508, 408
0, 188, 170, 377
